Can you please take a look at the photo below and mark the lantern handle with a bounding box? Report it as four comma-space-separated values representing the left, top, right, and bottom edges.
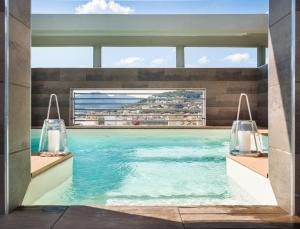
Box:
236, 93, 252, 121
46, 94, 61, 120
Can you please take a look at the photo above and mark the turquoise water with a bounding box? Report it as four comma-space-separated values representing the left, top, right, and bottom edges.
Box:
31, 129, 267, 205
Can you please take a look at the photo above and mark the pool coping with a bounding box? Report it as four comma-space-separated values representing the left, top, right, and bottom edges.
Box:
31, 125, 268, 133
31, 153, 73, 178
32, 125, 232, 129
226, 154, 269, 178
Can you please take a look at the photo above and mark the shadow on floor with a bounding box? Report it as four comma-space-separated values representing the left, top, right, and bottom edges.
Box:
0, 205, 300, 229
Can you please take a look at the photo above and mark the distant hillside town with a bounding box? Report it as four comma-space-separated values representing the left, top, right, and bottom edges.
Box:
73, 90, 206, 126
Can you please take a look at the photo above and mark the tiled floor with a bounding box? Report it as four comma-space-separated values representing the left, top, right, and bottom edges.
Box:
0, 206, 300, 229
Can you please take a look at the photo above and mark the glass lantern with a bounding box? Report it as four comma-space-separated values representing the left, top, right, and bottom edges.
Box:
38, 94, 68, 155
229, 94, 263, 156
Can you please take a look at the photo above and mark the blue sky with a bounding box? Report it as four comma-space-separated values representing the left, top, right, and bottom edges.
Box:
31, 0, 268, 68
32, 0, 269, 14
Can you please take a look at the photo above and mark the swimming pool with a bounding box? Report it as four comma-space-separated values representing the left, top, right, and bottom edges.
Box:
31, 129, 268, 206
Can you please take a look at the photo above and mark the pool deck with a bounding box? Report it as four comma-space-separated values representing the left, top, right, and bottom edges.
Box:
1, 205, 299, 228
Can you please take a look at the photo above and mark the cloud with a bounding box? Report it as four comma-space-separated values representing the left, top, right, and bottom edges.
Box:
151, 57, 166, 66
75, 0, 134, 14
116, 56, 144, 66
197, 56, 210, 65
185, 64, 196, 68
224, 53, 250, 63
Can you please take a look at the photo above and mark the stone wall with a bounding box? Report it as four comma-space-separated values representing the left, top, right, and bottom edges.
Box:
0, 0, 5, 214
269, 0, 294, 214
32, 68, 267, 127
0, 0, 31, 213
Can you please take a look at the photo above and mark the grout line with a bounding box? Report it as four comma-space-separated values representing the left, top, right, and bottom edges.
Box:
269, 12, 292, 28
9, 13, 30, 29
9, 147, 31, 155
177, 207, 186, 229
10, 82, 31, 89
50, 206, 69, 229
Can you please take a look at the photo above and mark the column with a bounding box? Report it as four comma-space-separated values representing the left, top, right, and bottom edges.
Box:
269, 0, 295, 215
0, 0, 31, 214
294, 0, 300, 216
93, 46, 102, 68
176, 46, 185, 68
257, 46, 266, 67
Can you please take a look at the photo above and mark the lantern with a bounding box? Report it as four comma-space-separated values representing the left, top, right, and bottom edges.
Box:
38, 94, 68, 156
229, 93, 263, 156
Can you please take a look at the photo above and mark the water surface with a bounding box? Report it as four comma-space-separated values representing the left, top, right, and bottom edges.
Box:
31, 129, 266, 205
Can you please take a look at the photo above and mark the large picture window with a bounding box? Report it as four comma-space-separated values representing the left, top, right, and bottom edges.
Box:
71, 89, 206, 127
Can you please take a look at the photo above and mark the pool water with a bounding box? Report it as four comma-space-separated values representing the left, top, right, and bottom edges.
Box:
31, 129, 268, 205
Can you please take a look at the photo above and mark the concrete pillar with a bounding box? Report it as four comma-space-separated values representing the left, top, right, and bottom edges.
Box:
269, 0, 298, 215
0, 1, 7, 215
93, 46, 102, 68
0, 0, 31, 214
176, 46, 185, 68
257, 46, 266, 67
294, 0, 300, 216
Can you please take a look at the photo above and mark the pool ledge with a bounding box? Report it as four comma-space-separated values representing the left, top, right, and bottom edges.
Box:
227, 154, 268, 178
226, 154, 277, 206
22, 154, 73, 205
31, 153, 73, 177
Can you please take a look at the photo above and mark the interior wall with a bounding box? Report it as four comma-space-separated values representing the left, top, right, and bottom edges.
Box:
269, 0, 294, 214
31, 68, 267, 127
0, 0, 31, 213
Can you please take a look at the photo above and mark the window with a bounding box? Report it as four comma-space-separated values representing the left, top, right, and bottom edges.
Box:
71, 89, 206, 127
102, 47, 176, 68
185, 47, 257, 68
31, 47, 93, 68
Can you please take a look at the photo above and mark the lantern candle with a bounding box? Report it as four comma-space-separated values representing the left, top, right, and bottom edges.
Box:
48, 130, 60, 152
238, 130, 251, 152
251, 133, 263, 152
